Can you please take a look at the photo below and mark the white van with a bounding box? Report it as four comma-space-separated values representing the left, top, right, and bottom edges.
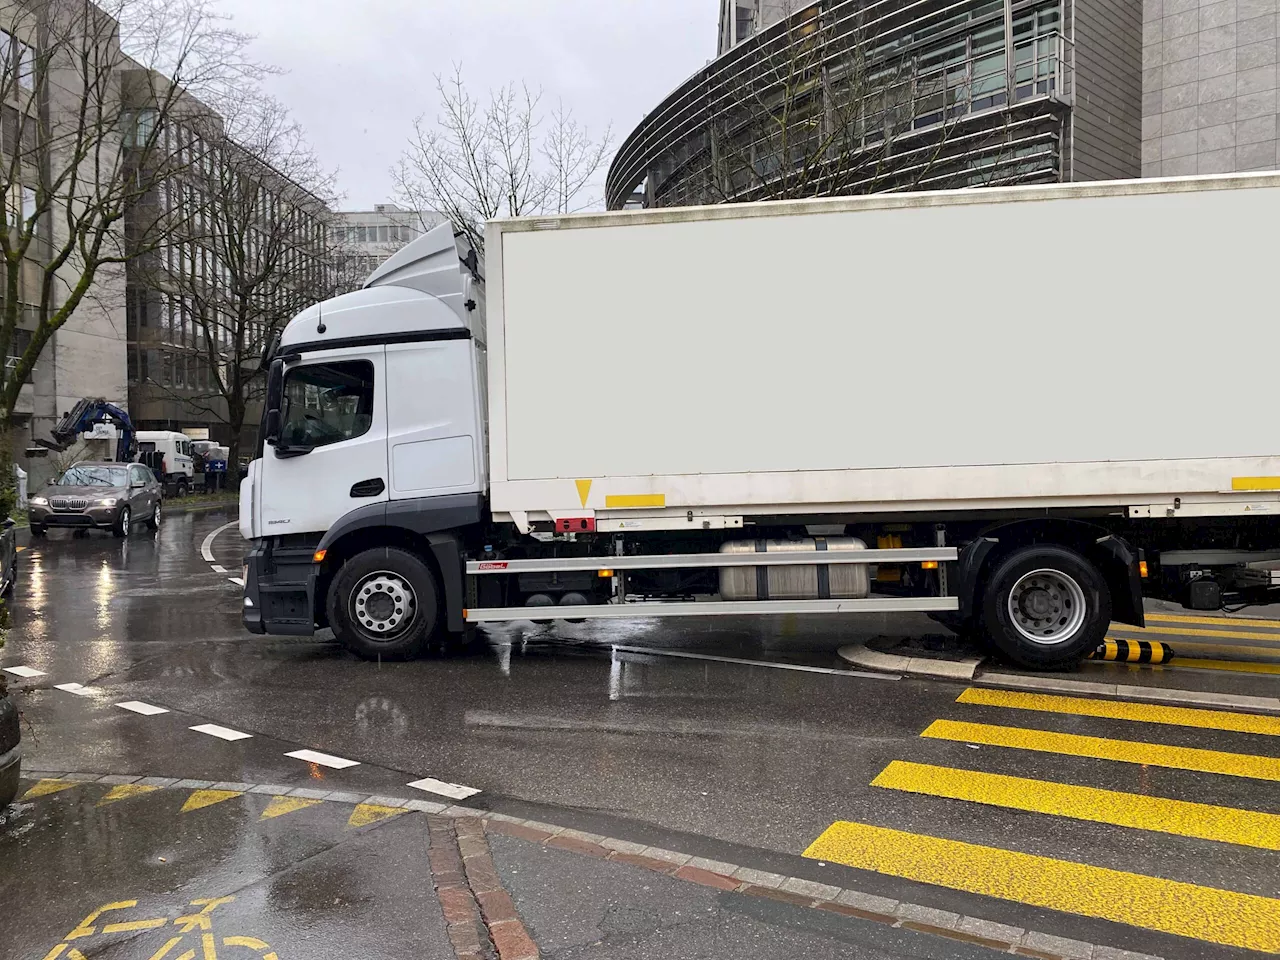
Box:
136, 431, 195, 496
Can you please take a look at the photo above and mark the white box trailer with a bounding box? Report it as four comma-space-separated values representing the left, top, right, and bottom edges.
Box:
242, 172, 1280, 669
486, 173, 1280, 529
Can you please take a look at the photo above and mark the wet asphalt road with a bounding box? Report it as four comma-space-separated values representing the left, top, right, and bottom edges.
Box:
2, 509, 1280, 959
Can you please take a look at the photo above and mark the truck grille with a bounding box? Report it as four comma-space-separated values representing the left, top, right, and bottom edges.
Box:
51, 498, 88, 511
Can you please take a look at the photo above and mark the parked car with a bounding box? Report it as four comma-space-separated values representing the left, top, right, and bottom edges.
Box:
28, 461, 163, 537
0, 680, 18, 808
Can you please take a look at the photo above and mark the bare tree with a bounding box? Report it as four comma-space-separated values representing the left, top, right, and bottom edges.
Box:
703, 2, 1025, 205
393, 65, 612, 253
132, 93, 335, 487
0, 0, 263, 513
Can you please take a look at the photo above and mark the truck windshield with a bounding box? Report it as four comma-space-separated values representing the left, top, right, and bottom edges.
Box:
60, 466, 128, 486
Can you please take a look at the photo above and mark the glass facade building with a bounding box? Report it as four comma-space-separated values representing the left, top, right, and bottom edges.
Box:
608, 0, 1143, 210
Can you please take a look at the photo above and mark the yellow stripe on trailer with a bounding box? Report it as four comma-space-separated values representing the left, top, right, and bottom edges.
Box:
604, 494, 666, 509
921, 719, 1280, 781
803, 820, 1280, 952
1232, 476, 1280, 491
872, 760, 1280, 850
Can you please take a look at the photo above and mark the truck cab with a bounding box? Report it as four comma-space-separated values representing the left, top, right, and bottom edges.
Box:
241, 223, 488, 657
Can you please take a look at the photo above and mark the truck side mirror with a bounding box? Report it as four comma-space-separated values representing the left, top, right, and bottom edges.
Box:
264, 409, 282, 445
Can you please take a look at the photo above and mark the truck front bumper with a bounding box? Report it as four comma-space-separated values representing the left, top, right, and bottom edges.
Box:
242, 539, 321, 637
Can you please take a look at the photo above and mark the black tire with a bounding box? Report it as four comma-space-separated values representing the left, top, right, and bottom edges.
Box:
176, 479, 190, 498
327, 547, 440, 660
29, 525, 45, 538
145, 500, 161, 531
113, 507, 130, 539
981, 545, 1110, 670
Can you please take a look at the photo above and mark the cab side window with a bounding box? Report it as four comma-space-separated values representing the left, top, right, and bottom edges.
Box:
280, 361, 375, 449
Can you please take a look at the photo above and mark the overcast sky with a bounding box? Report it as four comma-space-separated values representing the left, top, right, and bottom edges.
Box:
214, 0, 717, 211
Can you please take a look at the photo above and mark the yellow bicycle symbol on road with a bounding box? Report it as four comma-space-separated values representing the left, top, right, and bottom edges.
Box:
42, 896, 278, 960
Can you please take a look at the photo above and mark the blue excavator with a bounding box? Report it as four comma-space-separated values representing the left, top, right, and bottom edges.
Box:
40, 397, 138, 462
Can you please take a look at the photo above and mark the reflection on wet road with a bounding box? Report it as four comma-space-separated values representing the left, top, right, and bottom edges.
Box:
4, 509, 1280, 959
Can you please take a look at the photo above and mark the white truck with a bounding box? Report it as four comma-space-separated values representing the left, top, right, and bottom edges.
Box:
240, 172, 1280, 668
136, 431, 196, 497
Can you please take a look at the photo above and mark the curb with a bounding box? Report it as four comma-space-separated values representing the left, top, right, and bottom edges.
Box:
164, 501, 238, 516
838, 645, 1280, 717
13, 771, 1161, 960
837, 642, 984, 680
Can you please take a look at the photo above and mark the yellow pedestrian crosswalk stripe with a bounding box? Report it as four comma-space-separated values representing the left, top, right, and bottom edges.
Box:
872, 761, 1280, 851
1112, 623, 1280, 643
957, 687, 1280, 737
803, 821, 1280, 952
181, 789, 243, 813
922, 719, 1280, 781
258, 795, 324, 821
1153, 639, 1280, 661
97, 784, 161, 806
1145, 612, 1280, 630
20, 779, 79, 800
1172, 657, 1280, 676
347, 803, 407, 829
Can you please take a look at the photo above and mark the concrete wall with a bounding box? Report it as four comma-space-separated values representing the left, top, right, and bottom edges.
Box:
1072, 0, 1145, 180
1143, 0, 1280, 175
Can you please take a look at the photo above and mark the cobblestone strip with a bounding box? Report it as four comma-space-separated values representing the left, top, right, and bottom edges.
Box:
16, 772, 1160, 960
427, 816, 496, 960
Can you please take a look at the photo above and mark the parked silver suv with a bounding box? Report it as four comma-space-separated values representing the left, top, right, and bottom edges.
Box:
29, 462, 163, 538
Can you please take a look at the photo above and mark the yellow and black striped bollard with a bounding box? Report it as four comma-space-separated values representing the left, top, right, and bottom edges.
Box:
1091, 639, 1174, 664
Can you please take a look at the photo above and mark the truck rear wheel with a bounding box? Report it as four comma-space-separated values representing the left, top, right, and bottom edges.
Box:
981, 545, 1109, 670
327, 547, 440, 660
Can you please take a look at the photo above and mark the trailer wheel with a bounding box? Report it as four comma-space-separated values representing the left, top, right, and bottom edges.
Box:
981, 545, 1109, 669
327, 547, 440, 661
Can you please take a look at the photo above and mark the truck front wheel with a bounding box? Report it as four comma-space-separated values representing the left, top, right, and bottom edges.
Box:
981, 545, 1110, 670
327, 547, 440, 660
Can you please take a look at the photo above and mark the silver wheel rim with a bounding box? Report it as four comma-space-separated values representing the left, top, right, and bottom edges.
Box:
1007, 568, 1087, 645
352, 571, 417, 640
154, 503, 161, 525
119, 509, 129, 535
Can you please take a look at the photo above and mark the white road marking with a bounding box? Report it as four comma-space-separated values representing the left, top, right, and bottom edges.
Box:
115, 700, 170, 716
190, 723, 252, 741
200, 520, 238, 563
407, 777, 482, 800
285, 749, 359, 770
55, 682, 102, 696
2, 665, 45, 678
211, 564, 227, 574
228, 577, 245, 587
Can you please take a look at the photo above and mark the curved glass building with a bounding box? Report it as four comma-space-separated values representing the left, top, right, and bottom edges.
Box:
607, 0, 1143, 210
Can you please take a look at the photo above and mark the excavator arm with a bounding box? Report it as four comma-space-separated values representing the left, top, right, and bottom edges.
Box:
43, 398, 136, 462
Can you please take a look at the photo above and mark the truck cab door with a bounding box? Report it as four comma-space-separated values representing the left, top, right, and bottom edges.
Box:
259, 347, 389, 537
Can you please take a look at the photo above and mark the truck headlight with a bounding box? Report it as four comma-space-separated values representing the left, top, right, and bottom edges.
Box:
95, 498, 118, 507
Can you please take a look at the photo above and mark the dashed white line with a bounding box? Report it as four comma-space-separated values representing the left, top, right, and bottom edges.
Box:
3, 665, 45, 678
55, 682, 102, 697
200, 520, 238, 563
285, 749, 359, 770
115, 700, 170, 716
407, 777, 482, 801
228, 577, 245, 587
191, 723, 252, 741
211, 564, 228, 574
